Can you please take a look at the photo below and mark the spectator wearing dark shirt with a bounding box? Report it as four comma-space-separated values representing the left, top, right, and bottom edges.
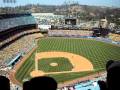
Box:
0, 76, 10, 90
23, 76, 57, 90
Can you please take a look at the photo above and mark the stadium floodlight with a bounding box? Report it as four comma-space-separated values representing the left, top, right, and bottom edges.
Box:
2, 0, 17, 14
3, 0, 16, 3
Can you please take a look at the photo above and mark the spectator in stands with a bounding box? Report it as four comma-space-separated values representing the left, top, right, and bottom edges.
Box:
23, 81, 31, 90
106, 60, 114, 71
98, 60, 120, 90
98, 80, 107, 90
23, 76, 57, 90
0, 76, 10, 90
107, 60, 120, 90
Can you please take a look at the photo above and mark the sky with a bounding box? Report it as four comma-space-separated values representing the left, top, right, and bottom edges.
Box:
0, 0, 120, 8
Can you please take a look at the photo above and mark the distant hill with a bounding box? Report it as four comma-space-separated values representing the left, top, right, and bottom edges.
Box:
0, 4, 120, 24
0, 4, 119, 14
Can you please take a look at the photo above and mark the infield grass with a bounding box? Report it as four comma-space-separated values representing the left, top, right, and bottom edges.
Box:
38, 57, 73, 72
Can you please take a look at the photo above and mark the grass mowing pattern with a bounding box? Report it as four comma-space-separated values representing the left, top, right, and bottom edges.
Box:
16, 38, 120, 83
48, 69, 104, 83
38, 57, 73, 72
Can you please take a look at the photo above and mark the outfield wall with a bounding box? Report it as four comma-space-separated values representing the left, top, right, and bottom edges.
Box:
48, 30, 93, 37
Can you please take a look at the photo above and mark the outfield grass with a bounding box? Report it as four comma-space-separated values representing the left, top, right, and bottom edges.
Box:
16, 38, 120, 83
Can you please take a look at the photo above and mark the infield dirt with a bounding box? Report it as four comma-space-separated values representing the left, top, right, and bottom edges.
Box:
30, 51, 94, 77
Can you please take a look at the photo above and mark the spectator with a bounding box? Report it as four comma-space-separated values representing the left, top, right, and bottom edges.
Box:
23, 81, 31, 90
106, 60, 114, 71
23, 76, 57, 90
98, 60, 120, 90
107, 60, 120, 90
98, 80, 107, 90
0, 76, 10, 90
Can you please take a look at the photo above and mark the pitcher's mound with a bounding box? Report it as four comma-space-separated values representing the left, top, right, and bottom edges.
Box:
30, 70, 45, 77
50, 63, 58, 66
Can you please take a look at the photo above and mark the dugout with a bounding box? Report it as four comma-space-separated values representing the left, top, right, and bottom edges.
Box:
6, 53, 22, 67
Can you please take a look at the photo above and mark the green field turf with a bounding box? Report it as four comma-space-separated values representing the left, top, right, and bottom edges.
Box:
16, 38, 120, 83
38, 57, 73, 72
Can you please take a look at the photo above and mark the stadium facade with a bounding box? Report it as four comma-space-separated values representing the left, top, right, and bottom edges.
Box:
0, 13, 40, 68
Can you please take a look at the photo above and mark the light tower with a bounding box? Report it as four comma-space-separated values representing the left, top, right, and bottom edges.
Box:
64, 0, 79, 26
3, 0, 17, 14
64, 0, 79, 17
3, 0, 16, 3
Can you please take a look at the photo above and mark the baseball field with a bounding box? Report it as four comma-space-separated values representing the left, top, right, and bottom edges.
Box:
15, 37, 120, 83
